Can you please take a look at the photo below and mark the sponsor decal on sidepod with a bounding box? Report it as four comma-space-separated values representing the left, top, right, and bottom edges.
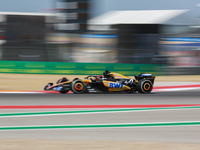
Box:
54, 87, 63, 91
109, 83, 123, 89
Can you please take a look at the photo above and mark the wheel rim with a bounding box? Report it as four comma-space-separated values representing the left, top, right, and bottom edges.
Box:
144, 83, 151, 91
75, 83, 83, 91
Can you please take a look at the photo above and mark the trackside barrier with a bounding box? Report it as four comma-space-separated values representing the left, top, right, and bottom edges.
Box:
0, 61, 162, 76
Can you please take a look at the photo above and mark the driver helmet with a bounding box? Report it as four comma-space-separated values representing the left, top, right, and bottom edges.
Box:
103, 70, 111, 78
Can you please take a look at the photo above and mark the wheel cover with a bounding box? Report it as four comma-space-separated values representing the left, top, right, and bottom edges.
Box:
75, 83, 83, 91
144, 83, 151, 91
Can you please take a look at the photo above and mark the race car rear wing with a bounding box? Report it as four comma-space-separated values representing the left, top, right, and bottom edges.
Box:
135, 73, 155, 85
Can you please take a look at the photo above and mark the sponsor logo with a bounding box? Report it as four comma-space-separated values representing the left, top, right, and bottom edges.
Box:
115, 76, 122, 78
87, 85, 91, 88
124, 79, 134, 85
109, 83, 123, 89
54, 87, 63, 91
141, 74, 152, 77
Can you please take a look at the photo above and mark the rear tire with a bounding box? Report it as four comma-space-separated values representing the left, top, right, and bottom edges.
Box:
136, 79, 153, 94
71, 79, 86, 94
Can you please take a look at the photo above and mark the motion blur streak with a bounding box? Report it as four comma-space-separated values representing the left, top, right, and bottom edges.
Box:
1, 106, 200, 118
1, 0, 200, 149
1, 121, 200, 131
1, 104, 200, 109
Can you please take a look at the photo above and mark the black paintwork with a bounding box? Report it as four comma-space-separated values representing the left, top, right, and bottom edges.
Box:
44, 73, 155, 94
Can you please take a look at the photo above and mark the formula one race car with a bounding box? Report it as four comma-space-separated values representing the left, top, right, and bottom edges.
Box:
44, 70, 155, 94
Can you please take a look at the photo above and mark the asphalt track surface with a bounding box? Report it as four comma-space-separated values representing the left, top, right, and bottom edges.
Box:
0, 91, 200, 105
0, 91, 200, 143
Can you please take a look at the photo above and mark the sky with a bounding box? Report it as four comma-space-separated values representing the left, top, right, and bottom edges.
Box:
90, 0, 200, 18
0, 0, 55, 12
1, 0, 200, 19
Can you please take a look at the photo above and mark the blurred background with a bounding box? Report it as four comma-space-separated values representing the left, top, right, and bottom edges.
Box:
1, 0, 200, 75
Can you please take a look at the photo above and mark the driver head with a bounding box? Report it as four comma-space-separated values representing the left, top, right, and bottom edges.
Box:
103, 70, 111, 77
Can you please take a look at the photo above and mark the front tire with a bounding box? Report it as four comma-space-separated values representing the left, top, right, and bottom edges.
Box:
71, 79, 86, 94
136, 79, 153, 94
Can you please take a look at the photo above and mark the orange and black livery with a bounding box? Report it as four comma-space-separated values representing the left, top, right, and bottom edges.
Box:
44, 70, 155, 94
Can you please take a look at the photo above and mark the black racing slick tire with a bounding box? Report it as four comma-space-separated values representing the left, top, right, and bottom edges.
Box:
71, 79, 86, 94
136, 79, 153, 94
